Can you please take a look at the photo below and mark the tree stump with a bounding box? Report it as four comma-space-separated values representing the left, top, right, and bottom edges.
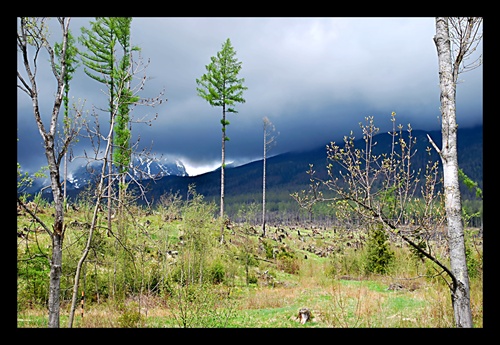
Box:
298, 308, 311, 324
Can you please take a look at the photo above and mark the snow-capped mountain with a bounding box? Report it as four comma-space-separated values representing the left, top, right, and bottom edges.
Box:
66, 156, 187, 190
18, 156, 188, 197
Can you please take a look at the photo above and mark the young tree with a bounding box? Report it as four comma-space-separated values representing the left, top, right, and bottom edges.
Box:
55, 31, 79, 203
79, 17, 121, 237
431, 16, 482, 328
196, 38, 248, 243
292, 113, 472, 326
112, 17, 140, 239
261, 116, 278, 237
67, 113, 115, 328
17, 17, 83, 328
67, 18, 163, 326
113, 17, 138, 189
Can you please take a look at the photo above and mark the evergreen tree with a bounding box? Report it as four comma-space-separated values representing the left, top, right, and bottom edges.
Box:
113, 17, 139, 177
196, 38, 247, 243
79, 17, 138, 236
80, 17, 118, 236
365, 224, 394, 275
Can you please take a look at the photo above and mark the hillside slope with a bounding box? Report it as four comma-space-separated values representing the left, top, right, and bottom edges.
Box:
139, 125, 483, 213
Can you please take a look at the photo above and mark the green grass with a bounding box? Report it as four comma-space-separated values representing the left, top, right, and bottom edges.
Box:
16, 277, 467, 328
17, 201, 482, 328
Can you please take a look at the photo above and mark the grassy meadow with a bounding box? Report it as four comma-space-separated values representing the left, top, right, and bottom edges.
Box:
16, 193, 483, 328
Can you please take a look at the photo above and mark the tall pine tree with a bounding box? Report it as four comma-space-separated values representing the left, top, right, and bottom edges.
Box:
196, 38, 247, 243
79, 17, 138, 236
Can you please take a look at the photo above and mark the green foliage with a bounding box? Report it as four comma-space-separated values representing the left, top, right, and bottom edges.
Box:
196, 38, 247, 227
461, 200, 482, 228
166, 283, 236, 328
409, 236, 428, 263
80, 17, 140, 175
327, 247, 366, 278
17, 164, 48, 197
171, 186, 221, 285
209, 261, 226, 284
113, 18, 139, 174
274, 245, 299, 275
79, 17, 117, 86
458, 168, 483, 200
196, 38, 247, 112
247, 274, 258, 284
17, 185, 482, 327
158, 190, 183, 221
245, 252, 258, 267
17, 162, 32, 193
54, 29, 79, 126
464, 229, 482, 279
116, 302, 144, 328
278, 255, 300, 275
261, 239, 275, 260
364, 224, 395, 275
17, 255, 50, 308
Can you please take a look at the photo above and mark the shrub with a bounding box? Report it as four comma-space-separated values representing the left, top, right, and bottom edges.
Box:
210, 261, 226, 284
364, 224, 394, 275
248, 274, 258, 284
465, 229, 482, 279
116, 302, 144, 328
261, 239, 275, 260
276, 246, 299, 274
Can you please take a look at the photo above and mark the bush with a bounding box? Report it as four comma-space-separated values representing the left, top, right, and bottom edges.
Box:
276, 246, 299, 275
210, 261, 225, 284
248, 274, 258, 284
364, 224, 394, 275
117, 302, 144, 328
465, 229, 482, 279
261, 239, 274, 260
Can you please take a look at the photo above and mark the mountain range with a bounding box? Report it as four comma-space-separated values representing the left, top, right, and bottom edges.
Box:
20, 155, 187, 197
131, 125, 483, 216
22, 125, 483, 217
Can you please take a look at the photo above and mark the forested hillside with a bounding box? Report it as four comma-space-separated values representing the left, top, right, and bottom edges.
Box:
37, 124, 482, 223
122, 125, 482, 218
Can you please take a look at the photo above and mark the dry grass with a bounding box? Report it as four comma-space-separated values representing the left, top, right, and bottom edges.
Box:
242, 287, 297, 310
17, 204, 483, 328
17, 272, 481, 328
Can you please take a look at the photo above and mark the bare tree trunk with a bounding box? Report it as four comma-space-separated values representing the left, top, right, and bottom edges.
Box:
262, 117, 277, 237
107, 129, 113, 237
18, 17, 74, 328
68, 121, 114, 327
63, 153, 67, 202
262, 122, 267, 237
220, 108, 226, 244
434, 16, 473, 328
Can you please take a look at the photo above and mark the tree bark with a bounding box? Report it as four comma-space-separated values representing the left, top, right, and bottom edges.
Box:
262, 123, 267, 237
17, 17, 71, 328
434, 16, 473, 328
220, 107, 226, 244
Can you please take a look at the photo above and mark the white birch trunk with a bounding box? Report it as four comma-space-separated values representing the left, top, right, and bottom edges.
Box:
434, 17, 473, 328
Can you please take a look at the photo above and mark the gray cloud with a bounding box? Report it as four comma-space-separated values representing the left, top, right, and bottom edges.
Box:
17, 17, 483, 176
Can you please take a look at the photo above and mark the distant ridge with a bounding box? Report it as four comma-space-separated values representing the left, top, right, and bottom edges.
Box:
21, 125, 482, 213
140, 125, 482, 207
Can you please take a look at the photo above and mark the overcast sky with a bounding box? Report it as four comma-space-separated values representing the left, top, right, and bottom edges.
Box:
17, 17, 483, 176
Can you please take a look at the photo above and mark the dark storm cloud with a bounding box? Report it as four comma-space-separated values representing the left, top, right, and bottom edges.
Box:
17, 17, 482, 176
